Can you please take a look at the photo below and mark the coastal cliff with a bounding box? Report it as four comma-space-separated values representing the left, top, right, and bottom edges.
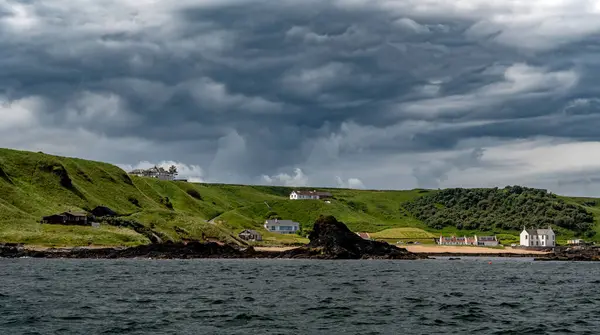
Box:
0, 216, 423, 260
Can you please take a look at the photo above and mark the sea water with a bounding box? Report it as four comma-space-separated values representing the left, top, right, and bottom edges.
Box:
1, 257, 599, 334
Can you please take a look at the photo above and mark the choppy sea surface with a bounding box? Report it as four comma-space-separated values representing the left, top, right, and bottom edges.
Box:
1, 257, 600, 334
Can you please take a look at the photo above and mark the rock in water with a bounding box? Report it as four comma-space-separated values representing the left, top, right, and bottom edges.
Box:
283, 215, 424, 260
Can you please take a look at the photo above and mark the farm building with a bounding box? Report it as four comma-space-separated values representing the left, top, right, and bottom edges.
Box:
41, 211, 90, 226
129, 166, 176, 180
356, 232, 371, 240
239, 229, 263, 241
289, 190, 332, 200
475, 236, 499, 247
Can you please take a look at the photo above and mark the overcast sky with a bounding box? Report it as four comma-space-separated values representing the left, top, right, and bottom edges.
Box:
2, 0, 600, 195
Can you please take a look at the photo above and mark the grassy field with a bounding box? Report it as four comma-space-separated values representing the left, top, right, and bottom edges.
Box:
370, 228, 436, 239
1, 147, 600, 247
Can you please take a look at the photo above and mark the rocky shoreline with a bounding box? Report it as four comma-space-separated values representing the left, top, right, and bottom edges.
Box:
0, 216, 426, 260
533, 246, 600, 261
3, 215, 597, 261
423, 252, 546, 258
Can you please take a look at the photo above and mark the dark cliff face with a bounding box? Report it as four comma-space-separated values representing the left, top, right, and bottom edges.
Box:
284, 215, 423, 259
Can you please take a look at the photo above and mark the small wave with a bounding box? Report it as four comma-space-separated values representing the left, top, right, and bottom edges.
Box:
305, 306, 351, 312
233, 313, 274, 321
498, 302, 520, 308
438, 302, 479, 311
59, 315, 86, 321
404, 297, 423, 303
243, 296, 255, 302
442, 292, 465, 298
452, 310, 486, 322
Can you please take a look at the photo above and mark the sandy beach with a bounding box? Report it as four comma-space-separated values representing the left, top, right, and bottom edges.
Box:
402, 245, 549, 254
255, 245, 550, 255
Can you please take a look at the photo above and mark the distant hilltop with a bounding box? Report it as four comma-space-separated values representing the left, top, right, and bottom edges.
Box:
0, 147, 599, 248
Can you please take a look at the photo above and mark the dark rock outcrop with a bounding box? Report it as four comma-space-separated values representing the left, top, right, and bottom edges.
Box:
91, 206, 118, 217
535, 246, 600, 261
278, 216, 424, 260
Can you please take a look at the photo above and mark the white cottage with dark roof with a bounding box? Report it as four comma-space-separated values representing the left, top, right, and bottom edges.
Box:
264, 219, 300, 234
289, 190, 332, 200
520, 227, 555, 247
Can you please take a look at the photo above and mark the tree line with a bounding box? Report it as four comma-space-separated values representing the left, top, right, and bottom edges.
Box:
403, 186, 595, 234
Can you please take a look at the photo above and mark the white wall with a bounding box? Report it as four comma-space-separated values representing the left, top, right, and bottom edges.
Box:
520, 231, 530, 246
520, 231, 555, 247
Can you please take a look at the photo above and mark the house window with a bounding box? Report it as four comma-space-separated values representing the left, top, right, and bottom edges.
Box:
525, 235, 528, 239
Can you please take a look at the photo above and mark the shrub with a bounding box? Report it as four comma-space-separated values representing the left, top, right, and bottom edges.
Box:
186, 189, 202, 200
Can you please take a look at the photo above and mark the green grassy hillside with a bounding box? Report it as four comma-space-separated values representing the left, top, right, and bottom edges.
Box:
1, 148, 599, 247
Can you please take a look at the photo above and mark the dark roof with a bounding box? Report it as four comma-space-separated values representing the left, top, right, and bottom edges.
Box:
264, 219, 299, 226
477, 236, 497, 241
240, 229, 261, 235
43, 214, 66, 219
524, 228, 554, 235
62, 211, 88, 217
292, 190, 332, 196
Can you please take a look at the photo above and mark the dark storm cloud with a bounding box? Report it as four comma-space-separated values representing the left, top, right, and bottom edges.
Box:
2, 0, 600, 192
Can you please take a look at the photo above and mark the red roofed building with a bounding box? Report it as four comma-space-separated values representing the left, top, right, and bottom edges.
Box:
357, 232, 371, 240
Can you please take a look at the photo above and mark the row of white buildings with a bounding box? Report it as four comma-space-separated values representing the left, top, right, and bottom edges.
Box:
437, 227, 557, 247
289, 190, 332, 200
437, 235, 499, 246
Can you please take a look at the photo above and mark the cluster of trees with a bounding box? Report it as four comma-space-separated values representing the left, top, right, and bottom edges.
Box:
403, 186, 594, 233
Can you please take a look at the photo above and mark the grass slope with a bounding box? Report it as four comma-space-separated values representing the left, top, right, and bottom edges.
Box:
1, 148, 600, 247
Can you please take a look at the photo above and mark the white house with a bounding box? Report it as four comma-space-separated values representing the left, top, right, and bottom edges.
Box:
289, 190, 333, 200
264, 219, 300, 234
129, 166, 175, 181
475, 235, 499, 247
520, 227, 555, 247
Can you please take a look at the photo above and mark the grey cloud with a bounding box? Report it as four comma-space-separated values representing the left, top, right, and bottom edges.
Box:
2, 0, 600, 194
412, 148, 486, 188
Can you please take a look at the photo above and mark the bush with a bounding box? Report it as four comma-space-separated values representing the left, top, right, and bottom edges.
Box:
264, 211, 281, 220
128, 196, 141, 207
186, 189, 202, 200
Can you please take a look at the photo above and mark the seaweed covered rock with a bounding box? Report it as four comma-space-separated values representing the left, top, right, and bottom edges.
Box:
0, 242, 246, 259
535, 246, 600, 261
282, 215, 423, 259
